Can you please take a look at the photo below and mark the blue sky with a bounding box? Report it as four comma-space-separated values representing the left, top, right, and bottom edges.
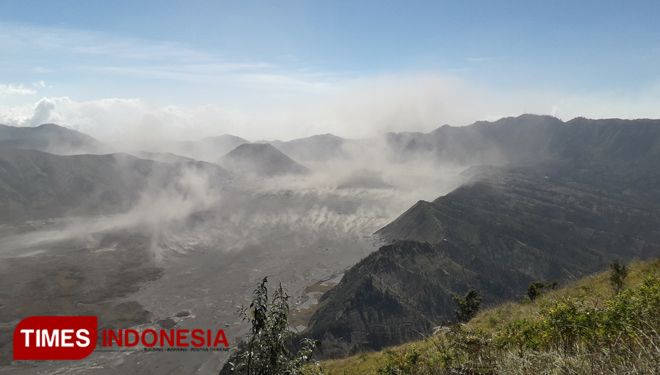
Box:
1, 1, 660, 140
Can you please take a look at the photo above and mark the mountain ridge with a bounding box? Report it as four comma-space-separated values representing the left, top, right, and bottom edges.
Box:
269, 133, 347, 162
0, 147, 231, 222
0, 123, 111, 155
305, 156, 660, 356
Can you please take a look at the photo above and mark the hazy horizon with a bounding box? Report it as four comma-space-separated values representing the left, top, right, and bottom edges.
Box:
3, 2, 660, 373
2, 2, 660, 142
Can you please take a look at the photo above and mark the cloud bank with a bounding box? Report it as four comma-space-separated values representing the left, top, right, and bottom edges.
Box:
3, 74, 660, 143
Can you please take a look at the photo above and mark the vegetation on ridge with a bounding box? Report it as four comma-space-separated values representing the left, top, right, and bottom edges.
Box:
320, 257, 660, 375
221, 278, 321, 375
305, 161, 660, 356
452, 289, 482, 323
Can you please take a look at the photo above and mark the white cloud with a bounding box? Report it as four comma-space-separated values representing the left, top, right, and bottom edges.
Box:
2, 74, 660, 143
2, 22, 660, 144
0, 83, 36, 97
27, 98, 56, 126
0, 97, 144, 134
0, 96, 246, 142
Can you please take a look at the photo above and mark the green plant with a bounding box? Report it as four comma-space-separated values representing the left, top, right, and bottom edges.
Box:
321, 259, 660, 375
526, 280, 557, 301
224, 277, 321, 375
609, 259, 628, 295
453, 289, 483, 323
376, 346, 422, 375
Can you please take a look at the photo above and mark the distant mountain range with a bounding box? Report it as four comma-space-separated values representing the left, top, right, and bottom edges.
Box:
4, 116, 660, 358
303, 115, 660, 357
385, 115, 660, 164
4, 115, 660, 222
0, 124, 328, 222
6, 115, 660, 165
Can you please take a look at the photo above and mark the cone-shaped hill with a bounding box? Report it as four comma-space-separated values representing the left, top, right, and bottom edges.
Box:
218, 143, 310, 177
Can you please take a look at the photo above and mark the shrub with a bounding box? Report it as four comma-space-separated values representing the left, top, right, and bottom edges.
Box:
326, 260, 660, 375
609, 259, 629, 295
223, 277, 321, 375
453, 289, 483, 323
526, 280, 557, 301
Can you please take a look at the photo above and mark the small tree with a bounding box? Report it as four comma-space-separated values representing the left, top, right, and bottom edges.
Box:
526, 280, 558, 301
609, 259, 629, 295
224, 277, 320, 375
453, 289, 483, 323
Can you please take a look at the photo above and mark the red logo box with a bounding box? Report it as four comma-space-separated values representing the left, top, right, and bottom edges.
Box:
14, 316, 98, 360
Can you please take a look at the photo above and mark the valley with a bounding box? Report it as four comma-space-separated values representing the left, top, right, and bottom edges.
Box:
1, 115, 660, 373
0, 122, 461, 373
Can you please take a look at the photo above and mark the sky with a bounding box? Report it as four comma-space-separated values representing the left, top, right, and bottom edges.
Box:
1, 1, 660, 141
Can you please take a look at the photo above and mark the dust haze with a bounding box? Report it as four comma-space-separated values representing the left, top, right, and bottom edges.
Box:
0, 124, 469, 373
4, 141, 464, 259
6, 73, 660, 144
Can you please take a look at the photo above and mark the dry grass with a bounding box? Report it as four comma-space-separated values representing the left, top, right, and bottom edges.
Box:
317, 258, 660, 375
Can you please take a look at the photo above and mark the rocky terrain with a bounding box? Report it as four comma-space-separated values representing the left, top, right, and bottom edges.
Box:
1, 115, 660, 371
304, 116, 660, 356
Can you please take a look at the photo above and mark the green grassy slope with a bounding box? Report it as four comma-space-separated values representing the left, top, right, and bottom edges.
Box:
321, 257, 660, 374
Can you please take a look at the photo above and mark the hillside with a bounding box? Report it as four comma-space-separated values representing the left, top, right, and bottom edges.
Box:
0, 123, 110, 155
0, 148, 231, 222
304, 161, 660, 355
304, 239, 531, 356
321, 257, 660, 374
219, 143, 311, 177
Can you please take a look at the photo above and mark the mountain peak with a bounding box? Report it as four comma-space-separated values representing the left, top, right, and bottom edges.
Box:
219, 143, 310, 177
